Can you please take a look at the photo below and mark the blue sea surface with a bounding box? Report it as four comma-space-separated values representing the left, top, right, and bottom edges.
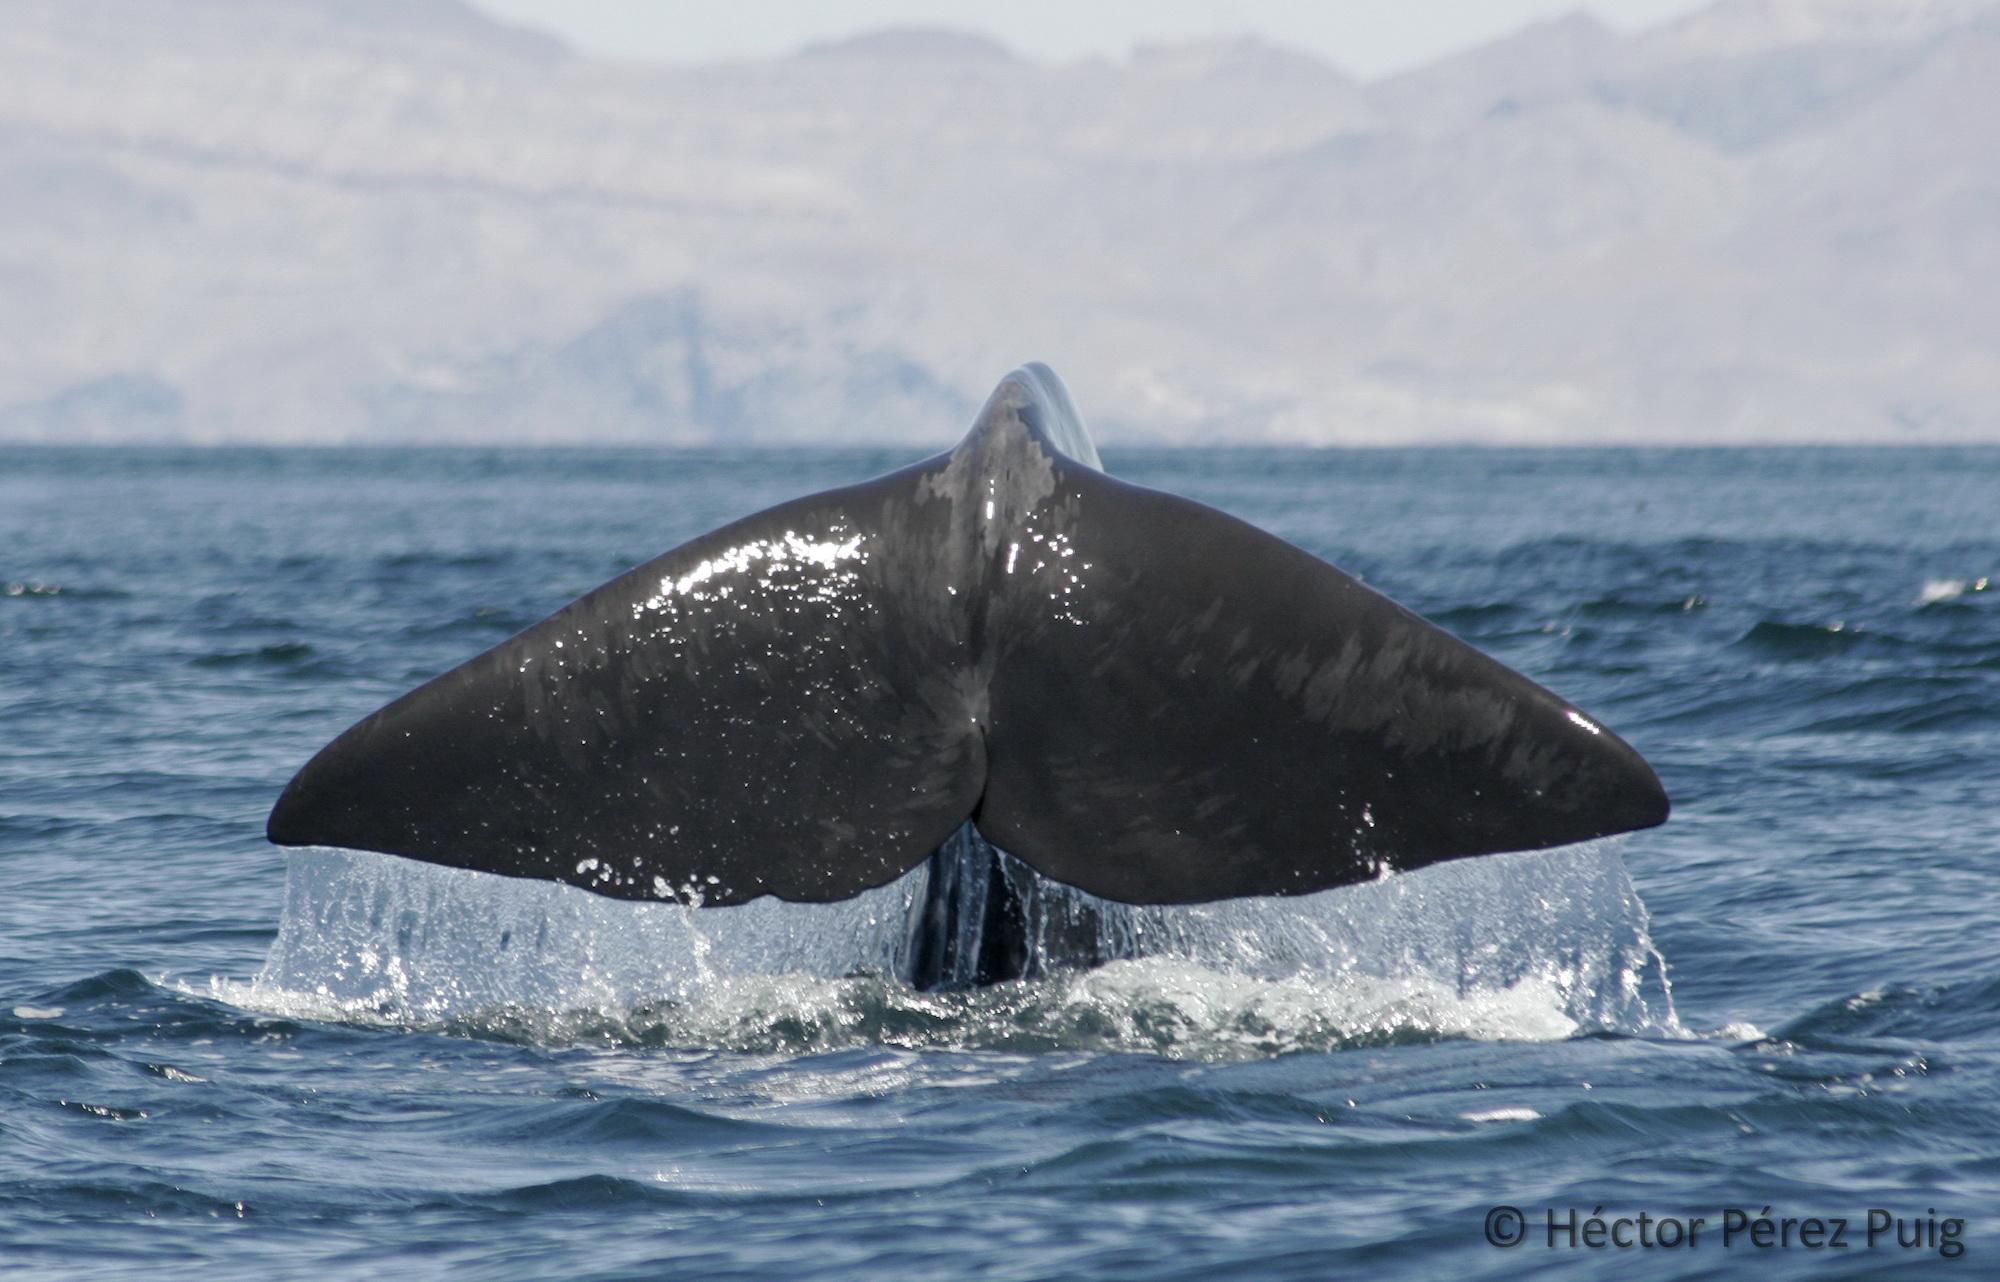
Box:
2, 445, 1996, 1279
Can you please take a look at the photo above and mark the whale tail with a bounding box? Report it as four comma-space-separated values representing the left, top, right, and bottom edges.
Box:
268, 364, 1668, 908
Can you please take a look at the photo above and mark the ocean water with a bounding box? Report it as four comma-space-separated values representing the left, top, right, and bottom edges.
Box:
1, 445, 1996, 1279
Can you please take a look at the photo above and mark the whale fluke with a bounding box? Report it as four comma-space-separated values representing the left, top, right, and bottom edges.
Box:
268, 363, 1667, 909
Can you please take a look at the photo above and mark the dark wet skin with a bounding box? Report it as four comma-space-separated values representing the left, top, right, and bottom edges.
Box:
269, 364, 1668, 984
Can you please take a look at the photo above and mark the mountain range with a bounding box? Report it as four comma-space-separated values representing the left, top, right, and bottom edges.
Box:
2, 0, 1994, 444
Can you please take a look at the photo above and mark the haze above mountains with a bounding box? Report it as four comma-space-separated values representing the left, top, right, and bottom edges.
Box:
3, 0, 1995, 445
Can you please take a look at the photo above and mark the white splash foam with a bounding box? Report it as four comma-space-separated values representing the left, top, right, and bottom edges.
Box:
1051, 957, 1583, 1052
220, 840, 1680, 1057
1102, 841, 1681, 1036
1919, 576, 1990, 604
245, 848, 920, 1020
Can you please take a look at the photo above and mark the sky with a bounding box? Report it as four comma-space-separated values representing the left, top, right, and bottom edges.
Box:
465, 0, 1715, 79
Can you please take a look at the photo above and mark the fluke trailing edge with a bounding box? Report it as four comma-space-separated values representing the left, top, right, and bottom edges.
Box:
269, 364, 1668, 921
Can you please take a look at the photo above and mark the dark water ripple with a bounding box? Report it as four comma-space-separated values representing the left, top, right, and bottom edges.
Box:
3, 446, 1998, 1279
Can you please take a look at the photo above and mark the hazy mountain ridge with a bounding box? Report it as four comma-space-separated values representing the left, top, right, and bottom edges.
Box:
1, 0, 1994, 444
